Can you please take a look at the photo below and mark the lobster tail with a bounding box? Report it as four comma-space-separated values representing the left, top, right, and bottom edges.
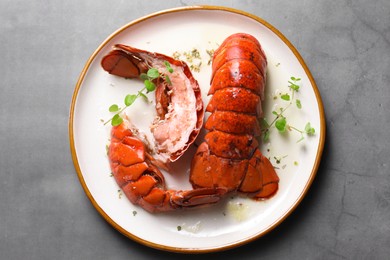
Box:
109, 120, 227, 213
102, 44, 204, 164
190, 33, 279, 199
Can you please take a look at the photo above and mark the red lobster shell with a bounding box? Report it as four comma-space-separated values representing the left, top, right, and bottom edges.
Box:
190, 33, 279, 199
101, 44, 204, 163
102, 45, 226, 212
103, 33, 279, 213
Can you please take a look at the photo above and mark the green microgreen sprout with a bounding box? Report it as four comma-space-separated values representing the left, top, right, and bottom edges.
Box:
164, 60, 174, 73
262, 76, 315, 142
305, 122, 316, 135
104, 62, 174, 126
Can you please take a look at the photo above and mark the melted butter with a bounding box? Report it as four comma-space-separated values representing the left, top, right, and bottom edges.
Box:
180, 221, 202, 233
226, 200, 250, 222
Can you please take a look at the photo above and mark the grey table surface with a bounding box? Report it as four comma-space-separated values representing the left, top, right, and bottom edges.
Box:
1, 0, 389, 259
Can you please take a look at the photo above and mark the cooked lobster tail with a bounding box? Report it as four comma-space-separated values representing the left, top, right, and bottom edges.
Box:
109, 121, 227, 213
102, 44, 204, 164
190, 33, 279, 199
103, 45, 228, 213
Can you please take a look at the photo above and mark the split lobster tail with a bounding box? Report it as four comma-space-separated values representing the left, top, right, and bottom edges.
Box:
190, 33, 279, 199
102, 45, 225, 213
109, 120, 228, 213
102, 44, 204, 164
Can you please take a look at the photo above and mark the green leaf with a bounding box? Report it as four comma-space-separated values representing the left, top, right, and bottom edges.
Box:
108, 104, 119, 112
111, 114, 123, 126
124, 94, 137, 106
281, 93, 290, 101
147, 68, 160, 79
144, 80, 156, 92
138, 91, 149, 102
263, 130, 270, 142
272, 111, 278, 116
139, 73, 149, 81
290, 76, 301, 81
275, 117, 287, 132
296, 99, 302, 109
305, 122, 315, 135
164, 61, 174, 73
165, 75, 172, 86
261, 118, 270, 128
289, 82, 300, 91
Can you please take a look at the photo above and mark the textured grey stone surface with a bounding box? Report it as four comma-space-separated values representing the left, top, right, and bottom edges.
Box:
0, 0, 389, 259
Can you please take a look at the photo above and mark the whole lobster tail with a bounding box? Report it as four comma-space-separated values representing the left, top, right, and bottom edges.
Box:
109, 120, 228, 213
190, 33, 279, 199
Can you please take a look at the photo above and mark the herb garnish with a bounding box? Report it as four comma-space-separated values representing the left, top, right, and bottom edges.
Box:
172, 48, 215, 72
104, 62, 173, 126
262, 77, 316, 142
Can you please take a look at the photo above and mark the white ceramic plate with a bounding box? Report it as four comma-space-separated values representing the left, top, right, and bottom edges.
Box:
69, 6, 325, 253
